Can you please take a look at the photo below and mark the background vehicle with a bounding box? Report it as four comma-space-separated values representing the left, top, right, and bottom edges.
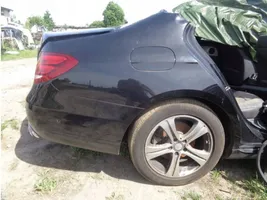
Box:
26, 11, 267, 185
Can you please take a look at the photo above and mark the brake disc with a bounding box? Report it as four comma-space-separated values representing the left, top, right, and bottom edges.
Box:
257, 140, 267, 184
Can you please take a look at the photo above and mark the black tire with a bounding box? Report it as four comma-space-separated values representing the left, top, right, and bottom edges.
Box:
257, 140, 267, 184
128, 99, 225, 186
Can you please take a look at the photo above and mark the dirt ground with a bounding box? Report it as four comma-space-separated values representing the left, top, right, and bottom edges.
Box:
0, 58, 263, 200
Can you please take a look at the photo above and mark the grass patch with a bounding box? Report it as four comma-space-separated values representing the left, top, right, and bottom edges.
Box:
105, 192, 125, 200
211, 169, 221, 181
34, 170, 57, 193
34, 177, 57, 192
181, 191, 202, 200
214, 195, 224, 200
243, 175, 267, 200
1, 49, 37, 61
1, 119, 19, 131
8, 160, 19, 171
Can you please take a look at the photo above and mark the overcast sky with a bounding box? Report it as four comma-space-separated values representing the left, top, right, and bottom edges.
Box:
2, 0, 190, 26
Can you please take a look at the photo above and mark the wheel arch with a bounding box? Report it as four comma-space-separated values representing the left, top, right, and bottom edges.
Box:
121, 89, 238, 158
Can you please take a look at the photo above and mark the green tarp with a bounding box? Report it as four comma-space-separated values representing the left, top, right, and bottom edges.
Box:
173, 0, 267, 60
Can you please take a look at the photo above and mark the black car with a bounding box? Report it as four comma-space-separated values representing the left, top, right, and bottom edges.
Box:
26, 11, 267, 186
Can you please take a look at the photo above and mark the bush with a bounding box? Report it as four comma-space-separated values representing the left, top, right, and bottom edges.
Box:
1, 39, 19, 51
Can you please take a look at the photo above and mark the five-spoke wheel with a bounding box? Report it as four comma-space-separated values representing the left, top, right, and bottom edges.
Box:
145, 116, 213, 177
129, 100, 225, 185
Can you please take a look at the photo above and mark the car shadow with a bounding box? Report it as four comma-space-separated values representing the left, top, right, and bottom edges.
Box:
15, 118, 258, 185
15, 119, 149, 184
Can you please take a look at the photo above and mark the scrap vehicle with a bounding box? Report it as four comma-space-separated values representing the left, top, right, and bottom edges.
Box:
26, 2, 267, 185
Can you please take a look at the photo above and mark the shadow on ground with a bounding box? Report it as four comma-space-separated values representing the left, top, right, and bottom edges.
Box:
15, 119, 257, 185
15, 119, 148, 184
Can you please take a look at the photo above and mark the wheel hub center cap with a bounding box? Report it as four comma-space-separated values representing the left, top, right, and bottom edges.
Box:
174, 143, 184, 151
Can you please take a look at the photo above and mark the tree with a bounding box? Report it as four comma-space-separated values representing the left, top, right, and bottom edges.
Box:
25, 16, 44, 29
103, 1, 125, 27
43, 10, 55, 31
89, 20, 105, 28
63, 24, 68, 30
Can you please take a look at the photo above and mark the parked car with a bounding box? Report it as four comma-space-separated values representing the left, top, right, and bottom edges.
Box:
26, 11, 267, 186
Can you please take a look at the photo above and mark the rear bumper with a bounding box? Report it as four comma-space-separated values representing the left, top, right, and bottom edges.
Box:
25, 100, 135, 155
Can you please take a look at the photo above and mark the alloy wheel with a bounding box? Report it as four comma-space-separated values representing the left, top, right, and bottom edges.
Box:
145, 115, 213, 177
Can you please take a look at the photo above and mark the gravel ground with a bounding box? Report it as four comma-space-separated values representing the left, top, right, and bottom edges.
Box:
0, 58, 260, 200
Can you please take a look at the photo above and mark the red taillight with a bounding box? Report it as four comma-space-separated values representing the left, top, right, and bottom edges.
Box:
34, 52, 78, 84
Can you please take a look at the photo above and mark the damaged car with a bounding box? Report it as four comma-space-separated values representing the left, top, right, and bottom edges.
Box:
26, 1, 267, 185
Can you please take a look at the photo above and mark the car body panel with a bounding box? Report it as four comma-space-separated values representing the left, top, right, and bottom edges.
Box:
130, 46, 176, 71
26, 11, 263, 156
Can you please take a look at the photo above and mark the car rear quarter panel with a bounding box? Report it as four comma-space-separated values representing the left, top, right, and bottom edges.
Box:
26, 12, 238, 154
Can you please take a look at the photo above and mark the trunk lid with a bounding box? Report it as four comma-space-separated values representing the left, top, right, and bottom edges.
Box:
40, 27, 115, 47
38, 27, 115, 57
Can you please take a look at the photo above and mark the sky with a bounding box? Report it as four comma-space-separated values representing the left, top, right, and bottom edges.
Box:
2, 0, 189, 26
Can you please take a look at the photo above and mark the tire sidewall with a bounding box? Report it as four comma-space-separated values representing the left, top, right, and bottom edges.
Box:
130, 102, 225, 186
